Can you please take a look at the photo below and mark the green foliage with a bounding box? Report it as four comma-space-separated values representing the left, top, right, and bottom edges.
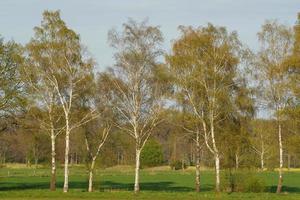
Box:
141, 139, 164, 167
221, 169, 266, 193
0, 37, 26, 116
245, 176, 266, 193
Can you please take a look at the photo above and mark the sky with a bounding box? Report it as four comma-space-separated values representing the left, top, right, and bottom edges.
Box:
1, 0, 300, 72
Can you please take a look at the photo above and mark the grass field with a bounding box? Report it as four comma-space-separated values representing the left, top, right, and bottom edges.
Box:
0, 165, 300, 199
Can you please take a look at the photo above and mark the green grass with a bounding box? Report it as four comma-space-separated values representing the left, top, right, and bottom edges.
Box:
0, 165, 300, 199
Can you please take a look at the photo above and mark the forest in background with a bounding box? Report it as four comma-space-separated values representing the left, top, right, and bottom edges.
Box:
0, 10, 300, 194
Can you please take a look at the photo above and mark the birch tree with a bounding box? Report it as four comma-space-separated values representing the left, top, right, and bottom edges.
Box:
169, 98, 204, 192
84, 120, 111, 192
106, 19, 164, 193
256, 20, 293, 193
28, 10, 98, 192
181, 112, 203, 192
21, 56, 63, 191
250, 120, 274, 170
82, 74, 114, 192
167, 24, 248, 192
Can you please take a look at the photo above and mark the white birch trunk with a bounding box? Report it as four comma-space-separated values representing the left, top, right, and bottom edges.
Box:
134, 148, 141, 193
261, 151, 264, 170
210, 114, 220, 192
235, 153, 239, 169
88, 158, 96, 192
50, 132, 56, 191
195, 132, 201, 192
276, 123, 283, 193
63, 124, 70, 193
215, 153, 220, 193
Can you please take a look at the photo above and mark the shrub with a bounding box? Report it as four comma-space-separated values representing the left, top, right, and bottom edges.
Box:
221, 169, 265, 193
141, 139, 164, 167
245, 175, 265, 193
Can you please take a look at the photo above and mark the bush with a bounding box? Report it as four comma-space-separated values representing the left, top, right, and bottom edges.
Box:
221, 169, 265, 193
245, 175, 265, 193
169, 160, 187, 170
141, 139, 164, 167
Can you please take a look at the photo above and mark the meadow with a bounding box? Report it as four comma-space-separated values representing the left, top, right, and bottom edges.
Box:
0, 165, 300, 199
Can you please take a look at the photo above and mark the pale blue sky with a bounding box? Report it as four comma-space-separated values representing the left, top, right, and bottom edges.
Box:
0, 0, 299, 71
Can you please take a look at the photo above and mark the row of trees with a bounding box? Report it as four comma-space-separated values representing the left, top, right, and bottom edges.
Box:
0, 10, 300, 193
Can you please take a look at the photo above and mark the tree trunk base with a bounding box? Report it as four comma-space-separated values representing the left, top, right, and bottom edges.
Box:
50, 173, 56, 191
276, 176, 283, 193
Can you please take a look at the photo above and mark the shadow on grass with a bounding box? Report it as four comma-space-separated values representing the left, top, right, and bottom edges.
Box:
0, 180, 87, 191
99, 181, 213, 192
0, 179, 214, 192
266, 186, 300, 193
1, 179, 300, 193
